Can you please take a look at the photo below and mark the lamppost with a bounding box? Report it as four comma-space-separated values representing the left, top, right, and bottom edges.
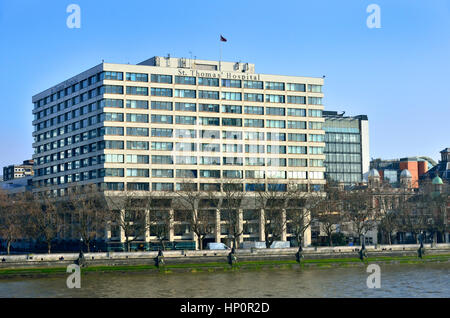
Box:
79, 237, 83, 254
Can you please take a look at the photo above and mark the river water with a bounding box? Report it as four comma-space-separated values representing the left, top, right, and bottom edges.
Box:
0, 263, 448, 298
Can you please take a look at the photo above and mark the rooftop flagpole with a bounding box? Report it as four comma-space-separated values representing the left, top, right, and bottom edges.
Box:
220, 35, 227, 71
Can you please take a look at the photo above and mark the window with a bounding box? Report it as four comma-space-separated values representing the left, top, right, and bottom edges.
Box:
151, 101, 173, 110
266, 107, 285, 116
201, 130, 220, 139
286, 83, 305, 92
266, 120, 285, 128
288, 133, 307, 142
222, 79, 241, 88
222, 105, 242, 114
243, 80, 263, 89
309, 134, 324, 142
152, 115, 173, 124
287, 171, 307, 179
198, 77, 219, 87
221, 92, 241, 101
310, 159, 324, 167
176, 169, 198, 178
176, 156, 197, 165
288, 120, 306, 129
105, 154, 124, 163
199, 104, 219, 112
104, 140, 124, 149
287, 96, 306, 104
199, 117, 220, 126
151, 87, 172, 97
126, 100, 148, 109
266, 94, 285, 103
152, 155, 173, 164
245, 132, 264, 140
223, 157, 243, 166
175, 142, 197, 152
267, 158, 286, 166
151, 128, 172, 137
267, 132, 286, 141
126, 73, 148, 82
101, 99, 123, 108
128, 183, 150, 191
175, 102, 196, 112
104, 112, 124, 122
200, 170, 220, 178
288, 158, 307, 167
244, 93, 263, 102
288, 108, 306, 117
309, 121, 323, 130
126, 113, 148, 123
105, 168, 124, 177
152, 142, 173, 151
244, 106, 264, 115
127, 127, 149, 136
102, 85, 123, 94
152, 169, 174, 178
223, 170, 243, 178
175, 129, 196, 138
309, 171, 324, 179
175, 76, 196, 85
152, 183, 174, 191
288, 146, 307, 154
308, 97, 323, 105
175, 116, 196, 125
127, 141, 149, 150
244, 119, 263, 128
245, 145, 265, 153
265, 82, 285, 90
102, 71, 123, 81
309, 146, 324, 154
246, 158, 265, 166
200, 156, 220, 165
127, 155, 149, 164
102, 126, 123, 136
245, 170, 265, 179
127, 169, 149, 177
175, 89, 196, 98
308, 84, 322, 93
308, 109, 322, 117
245, 183, 266, 191
266, 171, 286, 179
201, 143, 220, 152
222, 118, 242, 127
222, 131, 242, 140
198, 90, 219, 100
222, 144, 242, 153
151, 74, 172, 84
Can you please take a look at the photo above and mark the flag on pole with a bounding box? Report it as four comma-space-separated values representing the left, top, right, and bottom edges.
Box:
220, 35, 227, 42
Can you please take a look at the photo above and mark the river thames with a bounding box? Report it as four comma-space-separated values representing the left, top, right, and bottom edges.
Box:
0, 263, 448, 298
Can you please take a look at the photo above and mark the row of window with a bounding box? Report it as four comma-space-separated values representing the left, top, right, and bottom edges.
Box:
101, 168, 324, 180
103, 113, 323, 129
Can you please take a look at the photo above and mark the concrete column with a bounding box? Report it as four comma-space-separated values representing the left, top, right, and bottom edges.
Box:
144, 209, 150, 243
238, 209, 244, 245
259, 209, 265, 242
168, 209, 174, 242
119, 209, 126, 243
192, 209, 199, 249
281, 209, 287, 241
302, 208, 311, 247
215, 209, 221, 243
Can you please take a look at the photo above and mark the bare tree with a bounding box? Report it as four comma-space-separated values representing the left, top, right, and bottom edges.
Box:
218, 180, 246, 249
254, 184, 289, 248
308, 182, 342, 246
65, 184, 108, 252
342, 188, 379, 244
0, 190, 27, 254
27, 191, 63, 253
175, 187, 216, 250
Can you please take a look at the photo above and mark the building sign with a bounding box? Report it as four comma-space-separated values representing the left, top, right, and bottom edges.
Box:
178, 69, 261, 81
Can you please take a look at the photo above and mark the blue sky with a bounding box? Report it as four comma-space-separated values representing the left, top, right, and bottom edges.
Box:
0, 0, 449, 170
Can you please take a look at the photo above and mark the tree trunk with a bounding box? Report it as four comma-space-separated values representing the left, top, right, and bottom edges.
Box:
7, 241, 11, 255
47, 242, 51, 254
87, 242, 91, 253
328, 233, 333, 247
388, 233, 392, 245
127, 241, 131, 252
198, 236, 202, 250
